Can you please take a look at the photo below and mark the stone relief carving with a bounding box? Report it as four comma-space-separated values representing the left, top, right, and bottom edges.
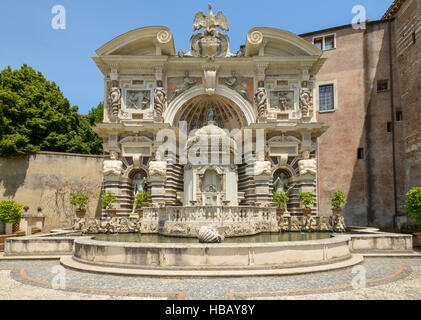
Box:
299, 88, 313, 116
103, 151, 123, 177
171, 72, 198, 101
270, 91, 294, 111
109, 81, 121, 117
154, 83, 167, 117
298, 151, 317, 176
224, 72, 251, 102
126, 90, 151, 110
255, 86, 268, 119
149, 161, 167, 177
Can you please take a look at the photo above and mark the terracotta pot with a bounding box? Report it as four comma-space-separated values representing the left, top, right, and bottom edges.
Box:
332, 208, 342, 216
75, 210, 86, 218
276, 208, 285, 217
302, 208, 312, 216
12, 222, 20, 233
107, 210, 117, 218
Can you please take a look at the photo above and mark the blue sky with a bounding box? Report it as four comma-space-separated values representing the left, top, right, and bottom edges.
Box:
0, 0, 393, 114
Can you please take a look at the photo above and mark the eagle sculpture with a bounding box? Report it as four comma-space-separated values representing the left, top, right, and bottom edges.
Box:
193, 4, 229, 35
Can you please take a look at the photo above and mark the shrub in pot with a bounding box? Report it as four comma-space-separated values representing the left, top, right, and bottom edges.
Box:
298, 192, 316, 216
273, 191, 289, 216
134, 191, 150, 218
404, 187, 421, 241
101, 191, 117, 217
70, 193, 89, 218
331, 190, 347, 216
0, 200, 24, 234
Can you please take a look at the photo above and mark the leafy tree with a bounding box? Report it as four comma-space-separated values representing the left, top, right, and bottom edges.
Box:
0, 65, 103, 157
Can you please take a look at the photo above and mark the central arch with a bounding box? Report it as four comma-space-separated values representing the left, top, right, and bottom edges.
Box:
164, 85, 256, 128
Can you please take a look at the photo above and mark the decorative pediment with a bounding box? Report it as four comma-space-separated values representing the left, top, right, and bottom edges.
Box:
245, 27, 322, 57
96, 26, 175, 56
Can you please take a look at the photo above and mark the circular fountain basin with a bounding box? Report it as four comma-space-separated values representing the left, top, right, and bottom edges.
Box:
61, 233, 361, 277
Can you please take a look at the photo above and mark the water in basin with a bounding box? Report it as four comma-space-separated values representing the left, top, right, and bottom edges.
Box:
92, 232, 334, 244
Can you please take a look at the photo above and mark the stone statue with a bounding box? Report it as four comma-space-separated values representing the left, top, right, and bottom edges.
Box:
198, 226, 224, 243
154, 85, 167, 117
254, 87, 268, 119
193, 4, 229, 36
171, 72, 197, 100
273, 172, 293, 194
254, 161, 272, 176
109, 81, 121, 117
299, 88, 313, 116
298, 151, 317, 176
206, 107, 216, 122
103, 151, 123, 176
133, 174, 145, 195
225, 72, 250, 102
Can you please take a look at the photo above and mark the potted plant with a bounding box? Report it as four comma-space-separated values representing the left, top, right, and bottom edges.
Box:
0, 200, 24, 250
273, 191, 289, 216
134, 191, 150, 218
298, 192, 316, 216
101, 191, 117, 217
70, 192, 89, 218
404, 187, 421, 241
331, 190, 347, 216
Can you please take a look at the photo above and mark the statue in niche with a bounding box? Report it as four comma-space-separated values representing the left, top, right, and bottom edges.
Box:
273, 172, 294, 195
298, 151, 317, 176
154, 82, 167, 117
133, 174, 145, 195
254, 86, 268, 119
171, 72, 197, 101
299, 88, 313, 116
225, 72, 251, 102
206, 107, 216, 122
109, 81, 121, 117
103, 151, 123, 176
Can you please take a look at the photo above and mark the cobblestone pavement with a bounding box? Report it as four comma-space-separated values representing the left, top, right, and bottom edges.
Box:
0, 258, 421, 300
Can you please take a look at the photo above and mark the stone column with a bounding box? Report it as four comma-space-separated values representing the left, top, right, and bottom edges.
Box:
252, 161, 272, 206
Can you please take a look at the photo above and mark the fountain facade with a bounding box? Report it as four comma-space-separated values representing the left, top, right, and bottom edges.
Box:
91, 5, 330, 237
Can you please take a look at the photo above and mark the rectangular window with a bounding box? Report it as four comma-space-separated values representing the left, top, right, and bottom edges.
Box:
314, 37, 323, 50
377, 80, 389, 92
387, 122, 392, 133
324, 35, 335, 50
319, 84, 335, 111
413, 31, 417, 44
358, 148, 364, 160
396, 111, 403, 121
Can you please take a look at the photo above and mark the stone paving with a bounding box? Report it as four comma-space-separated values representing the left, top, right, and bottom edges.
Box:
0, 258, 421, 300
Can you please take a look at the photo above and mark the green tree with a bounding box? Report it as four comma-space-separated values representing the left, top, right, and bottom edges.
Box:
0, 65, 103, 157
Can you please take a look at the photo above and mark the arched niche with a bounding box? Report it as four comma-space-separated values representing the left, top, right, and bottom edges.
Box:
165, 85, 256, 129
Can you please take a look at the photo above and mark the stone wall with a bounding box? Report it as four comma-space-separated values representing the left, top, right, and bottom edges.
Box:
0, 152, 104, 232
301, 20, 407, 229
393, 0, 421, 189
